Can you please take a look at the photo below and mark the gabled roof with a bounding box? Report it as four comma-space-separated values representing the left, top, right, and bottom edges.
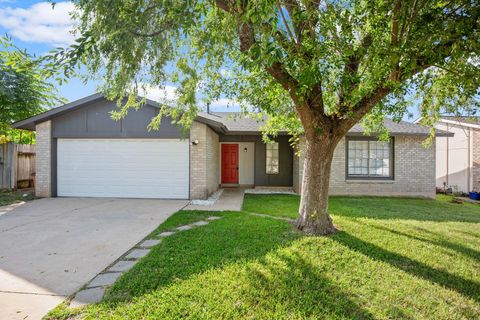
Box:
12, 93, 451, 137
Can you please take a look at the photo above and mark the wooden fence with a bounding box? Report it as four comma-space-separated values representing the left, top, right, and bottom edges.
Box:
0, 143, 35, 190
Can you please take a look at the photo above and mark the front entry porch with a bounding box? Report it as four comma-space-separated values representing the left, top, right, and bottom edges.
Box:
217, 135, 293, 189
185, 187, 246, 211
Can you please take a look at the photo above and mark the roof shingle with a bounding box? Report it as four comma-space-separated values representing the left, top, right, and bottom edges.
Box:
198, 112, 452, 137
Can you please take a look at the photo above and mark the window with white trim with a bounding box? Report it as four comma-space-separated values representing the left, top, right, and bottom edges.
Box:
266, 142, 279, 174
347, 138, 393, 179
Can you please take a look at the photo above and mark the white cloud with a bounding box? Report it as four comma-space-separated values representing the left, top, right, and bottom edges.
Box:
0, 1, 76, 46
139, 84, 248, 111
208, 98, 240, 109
140, 85, 178, 103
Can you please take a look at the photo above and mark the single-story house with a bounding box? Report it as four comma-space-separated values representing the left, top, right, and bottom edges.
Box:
13, 93, 450, 199
434, 116, 480, 193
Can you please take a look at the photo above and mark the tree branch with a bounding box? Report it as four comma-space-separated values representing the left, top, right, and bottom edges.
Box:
337, 34, 372, 115
237, 19, 300, 104
277, 0, 298, 44
214, 0, 235, 13
283, 0, 304, 42
389, 0, 402, 81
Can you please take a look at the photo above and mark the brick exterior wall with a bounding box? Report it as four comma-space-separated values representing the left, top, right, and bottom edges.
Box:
189, 121, 219, 199
473, 129, 480, 191
294, 135, 436, 198
35, 121, 52, 197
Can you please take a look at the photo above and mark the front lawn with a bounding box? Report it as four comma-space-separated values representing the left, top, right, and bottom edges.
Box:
49, 195, 480, 319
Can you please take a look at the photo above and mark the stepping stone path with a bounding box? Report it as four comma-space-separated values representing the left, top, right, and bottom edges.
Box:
191, 220, 209, 226
139, 239, 161, 248
109, 260, 136, 272
70, 287, 105, 308
125, 249, 150, 259
88, 272, 122, 287
70, 216, 222, 307
158, 231, 175, 237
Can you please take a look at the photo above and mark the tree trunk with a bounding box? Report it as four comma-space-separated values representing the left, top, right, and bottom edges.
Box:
296, 133, 339, 235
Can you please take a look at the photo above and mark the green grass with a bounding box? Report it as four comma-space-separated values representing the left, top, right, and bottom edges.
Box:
0, 189, 35, 206
243, 193, 480, 222
47, 195, 480, 320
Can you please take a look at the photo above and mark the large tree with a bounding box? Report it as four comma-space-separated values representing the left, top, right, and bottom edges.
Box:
1, 36, 63, 143
55, 0, 479, 234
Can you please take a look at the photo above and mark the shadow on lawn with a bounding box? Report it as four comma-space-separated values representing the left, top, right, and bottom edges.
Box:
103, 214, 384, 318
332, 231, 480, 302
370, 224, 480, 262
244, 250, 380, 320
452, 229, 480, 240
330, 197, 480, 223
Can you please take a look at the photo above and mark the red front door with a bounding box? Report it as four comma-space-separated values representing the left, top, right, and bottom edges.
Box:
221, 144, 239, 184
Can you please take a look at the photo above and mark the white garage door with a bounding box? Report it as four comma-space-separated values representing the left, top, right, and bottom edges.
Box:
57, 139, 189, 199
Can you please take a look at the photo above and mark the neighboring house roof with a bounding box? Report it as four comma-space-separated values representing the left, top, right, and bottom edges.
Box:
436, 116, 480, 130
12, 93, 451, 137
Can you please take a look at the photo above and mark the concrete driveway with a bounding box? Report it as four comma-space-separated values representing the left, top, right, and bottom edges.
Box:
0, 197, 187, 320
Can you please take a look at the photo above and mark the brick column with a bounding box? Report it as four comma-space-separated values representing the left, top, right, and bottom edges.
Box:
189, 121, 219, 199
190, 121, 208, 199
35, 121, 52, 197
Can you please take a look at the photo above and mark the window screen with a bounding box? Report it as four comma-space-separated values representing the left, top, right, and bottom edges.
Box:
347, 139, 392, 178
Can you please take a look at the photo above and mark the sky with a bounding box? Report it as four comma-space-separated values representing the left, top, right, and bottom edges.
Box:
0, 1, 99, 102
0, 0, 422, 120
0, 0, 249, 113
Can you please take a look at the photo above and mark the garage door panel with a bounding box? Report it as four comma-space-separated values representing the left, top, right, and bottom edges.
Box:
57, 139, 189, 199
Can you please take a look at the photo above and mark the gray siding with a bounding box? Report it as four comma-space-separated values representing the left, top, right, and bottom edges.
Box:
219, 135, 293, 186
52, 98, 184, 139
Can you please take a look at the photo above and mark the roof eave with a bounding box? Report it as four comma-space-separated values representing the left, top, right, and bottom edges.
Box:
438, 118, 480, 130
194, 115, 228, 134
346, 131, 454, 137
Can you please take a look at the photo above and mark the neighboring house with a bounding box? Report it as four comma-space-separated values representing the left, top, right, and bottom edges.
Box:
434, 116, 480, 193
13, 93, 449, 200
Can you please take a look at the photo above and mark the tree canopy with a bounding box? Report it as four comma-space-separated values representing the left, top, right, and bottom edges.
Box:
1, 37, 63, 143
55, 0, 479, 136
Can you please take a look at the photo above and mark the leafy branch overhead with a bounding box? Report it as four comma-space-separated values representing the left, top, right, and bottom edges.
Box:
53, 0, 479, 137
0, 36, 64, 143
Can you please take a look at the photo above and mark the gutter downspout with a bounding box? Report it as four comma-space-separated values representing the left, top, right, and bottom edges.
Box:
468, 127, 472, 192
446, 123, 449, 186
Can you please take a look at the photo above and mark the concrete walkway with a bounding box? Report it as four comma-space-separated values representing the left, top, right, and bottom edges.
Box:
185, 188, 245, 211
0, 198, 187, 320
